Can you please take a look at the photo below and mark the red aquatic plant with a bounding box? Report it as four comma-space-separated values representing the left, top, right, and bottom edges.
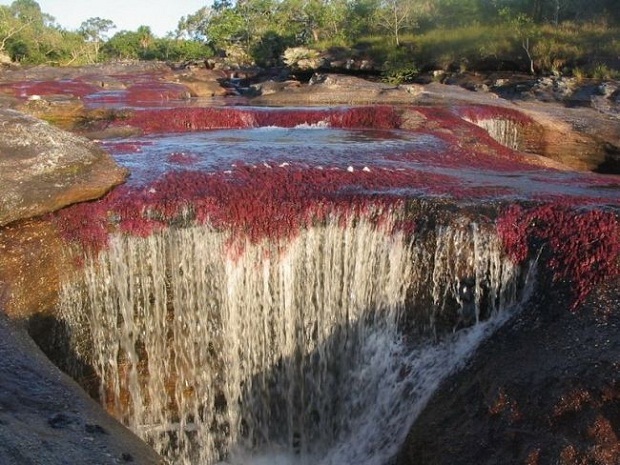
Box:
116, 106, 403, 134
497, 203, 620, 307
120, 107, 257, 133
327, 106, 402, 129
53, 162, 460, 254
102, 141, 153, 154
0, 79, 99, 99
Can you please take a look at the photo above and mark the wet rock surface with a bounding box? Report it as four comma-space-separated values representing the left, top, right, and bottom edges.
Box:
398, 277, 620, 465
0, 312, 162, 465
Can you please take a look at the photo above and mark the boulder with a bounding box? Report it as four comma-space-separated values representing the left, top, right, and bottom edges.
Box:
0, 108, 127, 227
171, 67, 230, 97
251, 73, 411, 105
0, 311, 163, 465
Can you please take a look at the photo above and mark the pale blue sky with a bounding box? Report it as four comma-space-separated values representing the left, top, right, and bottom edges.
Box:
0, 0, 209, 37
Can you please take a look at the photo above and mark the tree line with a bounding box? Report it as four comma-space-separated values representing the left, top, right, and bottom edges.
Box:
178, 0, 619, 61
0, 0, 618, 75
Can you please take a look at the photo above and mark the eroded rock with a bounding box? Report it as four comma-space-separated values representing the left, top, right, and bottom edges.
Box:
397, 277, 620, 465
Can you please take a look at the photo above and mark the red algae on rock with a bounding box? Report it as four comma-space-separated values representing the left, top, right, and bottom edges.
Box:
497, 204, 620, 307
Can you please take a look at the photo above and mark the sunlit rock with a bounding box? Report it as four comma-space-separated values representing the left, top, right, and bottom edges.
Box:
0, 108, 127, 227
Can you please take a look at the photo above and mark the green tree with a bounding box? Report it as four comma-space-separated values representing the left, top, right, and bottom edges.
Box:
377, 0, 433, 47
155, 35, 212, 61
0, 5, 33, 55
0, 0, 67, 63
500, 8, 538, 73
344, 0, 380, 41
9, 0, 43, 23
79, 17, 115, 62
177, 6, 212, 41
137, 25, 154, 51
104, 30, 141, 59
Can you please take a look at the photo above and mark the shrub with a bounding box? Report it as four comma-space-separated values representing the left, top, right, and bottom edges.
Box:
382, 46, 419, 84
591, 63, 620, 80
282, 46, 321, 69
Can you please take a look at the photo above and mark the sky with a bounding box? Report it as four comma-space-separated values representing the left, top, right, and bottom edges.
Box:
0, 0, 209, 37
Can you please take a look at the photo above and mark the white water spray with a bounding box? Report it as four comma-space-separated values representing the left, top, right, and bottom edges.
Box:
58, 210, 528, 465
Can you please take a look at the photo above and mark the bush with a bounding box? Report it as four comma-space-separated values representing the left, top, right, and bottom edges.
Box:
251, 32, 294, 68
591, 63, 620, 80
382, 46, 419, 84
282, 46, 321, 70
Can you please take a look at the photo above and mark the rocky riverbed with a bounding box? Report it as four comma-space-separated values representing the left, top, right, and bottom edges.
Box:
0, 62, 618, 465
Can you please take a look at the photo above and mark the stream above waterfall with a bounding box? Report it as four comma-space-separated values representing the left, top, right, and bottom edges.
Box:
101, 123, 619, 204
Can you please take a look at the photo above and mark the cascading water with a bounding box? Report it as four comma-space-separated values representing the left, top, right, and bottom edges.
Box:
465, 118, 522, 150
58, 207, 531, 465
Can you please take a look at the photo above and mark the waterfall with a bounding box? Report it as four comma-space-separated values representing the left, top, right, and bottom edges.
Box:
464, 118, 521, 151
58, 209, 530, 465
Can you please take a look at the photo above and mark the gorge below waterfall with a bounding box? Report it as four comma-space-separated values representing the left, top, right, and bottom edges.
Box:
0, 67, 619, 465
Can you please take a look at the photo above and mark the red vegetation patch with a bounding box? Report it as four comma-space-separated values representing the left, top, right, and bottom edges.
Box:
497, 204, 620, 307
102, 141, 153, 154
553, 388, 594, 417
53, 163, 441, 254
580, 416, 620, 465
587, 416, 619, 446
525, 448, 541, 465
0, 79, 99, 99
117, 106, 402, 134
488, 387, 522, 422
559, 445, 581, 465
